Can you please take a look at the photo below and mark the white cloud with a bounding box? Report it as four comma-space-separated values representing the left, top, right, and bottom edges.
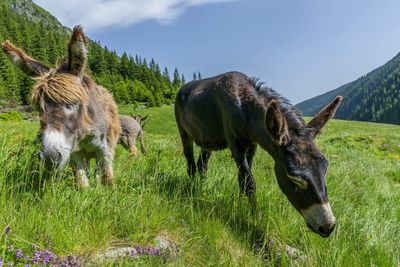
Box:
32, 0, 236, 32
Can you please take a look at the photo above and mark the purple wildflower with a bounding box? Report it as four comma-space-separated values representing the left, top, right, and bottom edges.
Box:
150, 247, 160, 256
135, 245, 143, 255
4, 226, 11, 235
0, 257, 2, 267
15, 248, 23, 259
61, 258, 68, 266
130, 249, 135, 257
141, 246, 160, 256
31, 251, 40, 264
24, 265, 30, 267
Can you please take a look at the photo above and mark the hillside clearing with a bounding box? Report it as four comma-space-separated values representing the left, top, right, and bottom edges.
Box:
0, 105, 400, 266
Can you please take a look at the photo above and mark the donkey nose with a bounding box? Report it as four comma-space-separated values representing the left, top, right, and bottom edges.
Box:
38, 150, 63, 165
318, 221, 336, 237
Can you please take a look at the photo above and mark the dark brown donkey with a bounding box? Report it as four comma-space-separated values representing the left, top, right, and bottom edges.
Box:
1, 26, 121, 187
175, 71, 342, 237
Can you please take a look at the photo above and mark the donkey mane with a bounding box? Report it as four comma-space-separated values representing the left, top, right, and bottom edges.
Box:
32, 71, 92, 133
250, 77, 306, 131
32, 71, 89, 109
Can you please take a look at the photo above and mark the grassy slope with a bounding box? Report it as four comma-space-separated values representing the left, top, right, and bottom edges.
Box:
0, 105, 400, 266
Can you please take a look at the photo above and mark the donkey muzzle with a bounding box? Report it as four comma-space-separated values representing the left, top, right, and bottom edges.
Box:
39, 130, 72, 169
38, 149, 63, 169
301, 202, 336, 238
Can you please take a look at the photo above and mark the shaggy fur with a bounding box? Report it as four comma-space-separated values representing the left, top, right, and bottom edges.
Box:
32, 72, 89, 108
66, 26, 88, 77
1, 40, 50, 76
1, 26, 121, 187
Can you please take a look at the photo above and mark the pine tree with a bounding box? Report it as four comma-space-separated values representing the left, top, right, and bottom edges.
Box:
47, 33, 60, 65
163, 67, 170, 80
173, 68, 181, 89
155, 63, 161, 75
181, 74, 186, 85
193, 72, 197, 81
105, 50, 120, 75
120, 52, 131, 78
149, 58, 156, 71
30, 25, 48, 63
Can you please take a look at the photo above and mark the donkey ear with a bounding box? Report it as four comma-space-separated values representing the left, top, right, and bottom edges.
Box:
141, 116, 149, 128
130, 113, 139, 121
266, 100, 290, 146
67, 25, 88, 77
1, 40, 50, 77
307, 96, 343, 138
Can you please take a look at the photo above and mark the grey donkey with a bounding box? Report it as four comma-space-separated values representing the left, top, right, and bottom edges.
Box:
118, 114, 148, 156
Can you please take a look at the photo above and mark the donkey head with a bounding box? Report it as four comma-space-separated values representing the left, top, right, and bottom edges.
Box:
266, 96, 342, 237
130, 113, 149, 127
1, 26, 91, 169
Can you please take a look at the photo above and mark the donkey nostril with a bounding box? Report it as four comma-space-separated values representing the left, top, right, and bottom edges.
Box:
318, 223, 335, 236
318, 226, 327, 235
57, 152, 62, 162
38, 152, 44, 161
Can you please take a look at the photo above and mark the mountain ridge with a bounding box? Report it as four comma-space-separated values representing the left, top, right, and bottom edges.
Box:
296, 52, 400, 124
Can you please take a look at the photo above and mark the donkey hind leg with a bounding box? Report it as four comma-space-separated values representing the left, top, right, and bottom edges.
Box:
70, 153, 89, 188
230, 143, 257, 212
197, 149, 212, 176
95, 148, 115, 186
179, 129, 196, 177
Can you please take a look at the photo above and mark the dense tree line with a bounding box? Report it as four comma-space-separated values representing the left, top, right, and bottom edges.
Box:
0, 0, 186, 107
297, 52, 400, 125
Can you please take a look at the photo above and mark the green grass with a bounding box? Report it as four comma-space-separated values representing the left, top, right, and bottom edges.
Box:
0, 105, 400, 266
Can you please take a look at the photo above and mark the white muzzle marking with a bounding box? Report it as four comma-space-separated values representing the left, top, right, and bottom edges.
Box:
300, 202, 336, 235
42, 130, 72, 167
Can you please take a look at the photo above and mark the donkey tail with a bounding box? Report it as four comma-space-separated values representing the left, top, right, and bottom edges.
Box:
139, 130, 147, 155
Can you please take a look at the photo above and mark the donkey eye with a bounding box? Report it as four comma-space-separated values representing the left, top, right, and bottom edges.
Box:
64, 104, 78, 114
287, 174, 308, 189
65, 104, 75, 109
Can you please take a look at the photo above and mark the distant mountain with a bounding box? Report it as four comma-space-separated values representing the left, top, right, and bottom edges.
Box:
296, 52, 400, 124
0, 0, 184, 107
7, 0, 69, 32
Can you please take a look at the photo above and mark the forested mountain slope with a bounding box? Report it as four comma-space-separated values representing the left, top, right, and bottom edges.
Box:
0, 0, 185, 107
296, 52, 400, 124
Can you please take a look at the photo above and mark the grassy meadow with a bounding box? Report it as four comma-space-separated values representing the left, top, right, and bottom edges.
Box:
0, 104, 400, 266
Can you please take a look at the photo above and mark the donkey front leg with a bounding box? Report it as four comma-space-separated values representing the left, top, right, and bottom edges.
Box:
197, 149, 212, 176
70, 153, 89, 188
128, 138, 138, 157
245, 144, 257, 169
95, 149, 115, 186
230, 143, 257, 212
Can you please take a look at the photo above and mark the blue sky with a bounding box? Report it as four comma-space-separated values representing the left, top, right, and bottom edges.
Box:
34, 0, 400, 103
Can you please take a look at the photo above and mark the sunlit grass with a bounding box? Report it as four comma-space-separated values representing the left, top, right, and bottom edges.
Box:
0, 105, 399, 266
